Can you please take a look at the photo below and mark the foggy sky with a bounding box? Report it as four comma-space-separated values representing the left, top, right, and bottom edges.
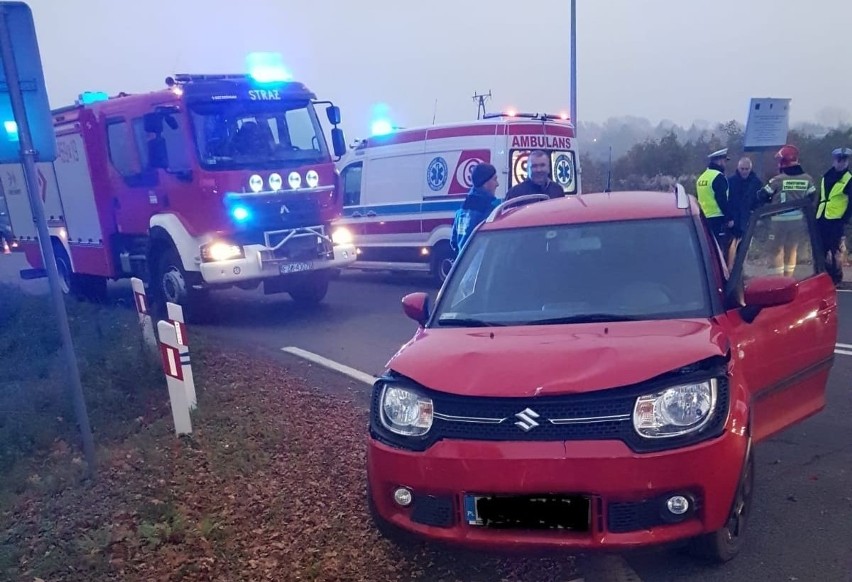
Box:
22, 0, 852, 139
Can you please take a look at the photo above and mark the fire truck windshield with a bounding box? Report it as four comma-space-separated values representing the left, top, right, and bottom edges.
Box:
189, 100, 329, 170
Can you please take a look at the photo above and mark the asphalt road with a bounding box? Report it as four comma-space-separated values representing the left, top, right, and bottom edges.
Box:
3, 253, 852, 581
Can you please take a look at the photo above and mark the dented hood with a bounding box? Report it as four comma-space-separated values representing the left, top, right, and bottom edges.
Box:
386, 319, 728, 397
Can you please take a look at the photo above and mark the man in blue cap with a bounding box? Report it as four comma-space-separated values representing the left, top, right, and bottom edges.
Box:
815, 147, 852, 284
450, 163, 500, 256
696, 148, 733, 254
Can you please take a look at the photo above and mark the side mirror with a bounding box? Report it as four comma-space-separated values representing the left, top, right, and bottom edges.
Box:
143, 112, 163, 134
147, 137, 169, 169
331, 127, 347, 158
402, 292, 430, 326
326, 105, 341, 126
741, 275, 797, 323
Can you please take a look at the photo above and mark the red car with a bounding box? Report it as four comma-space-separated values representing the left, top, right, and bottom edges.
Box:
367, 190, 837, 563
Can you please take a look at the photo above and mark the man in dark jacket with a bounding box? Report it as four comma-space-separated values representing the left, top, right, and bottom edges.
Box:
726, 156, 763, 264
450, 163, 500, 256
505, 150, 564, 200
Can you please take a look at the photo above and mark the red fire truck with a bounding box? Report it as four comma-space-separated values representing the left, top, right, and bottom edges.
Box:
2, 63, 356, 315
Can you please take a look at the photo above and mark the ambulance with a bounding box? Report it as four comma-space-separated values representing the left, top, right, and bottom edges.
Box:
334, 112, 580, 283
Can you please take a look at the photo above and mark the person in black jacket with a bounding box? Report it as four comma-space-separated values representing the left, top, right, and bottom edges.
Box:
505, 150, 564, 200
726, 156, 763, 264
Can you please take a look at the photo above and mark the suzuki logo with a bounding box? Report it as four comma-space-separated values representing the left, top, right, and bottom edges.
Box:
514, 408, 540, 432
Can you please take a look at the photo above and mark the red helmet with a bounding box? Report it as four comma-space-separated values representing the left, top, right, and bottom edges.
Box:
775, 144, 799, 168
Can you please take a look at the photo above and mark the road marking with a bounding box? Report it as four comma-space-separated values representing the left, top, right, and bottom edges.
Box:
281, 346, 377, 385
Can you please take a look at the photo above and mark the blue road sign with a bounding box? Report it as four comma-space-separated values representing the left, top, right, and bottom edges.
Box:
0, 2, 55, 163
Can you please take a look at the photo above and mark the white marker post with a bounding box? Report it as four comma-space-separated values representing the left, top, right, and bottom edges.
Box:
166, 302, 197, 410
157, 319, 192, 436
131, 277, 157, 352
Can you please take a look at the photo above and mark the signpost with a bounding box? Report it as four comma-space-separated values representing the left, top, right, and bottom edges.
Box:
744, 97, 791, 151
0, 2, 96, 473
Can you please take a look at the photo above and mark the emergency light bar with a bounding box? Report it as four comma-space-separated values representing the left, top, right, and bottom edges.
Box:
483, 112, 571, 122
166, 74, 252, 86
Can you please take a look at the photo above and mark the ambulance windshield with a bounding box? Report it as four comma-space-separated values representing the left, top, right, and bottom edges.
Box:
189, 100, 328, 170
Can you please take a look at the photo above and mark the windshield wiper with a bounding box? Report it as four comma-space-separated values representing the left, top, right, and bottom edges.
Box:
527, 313, 642, 325
435, 317, 504, 328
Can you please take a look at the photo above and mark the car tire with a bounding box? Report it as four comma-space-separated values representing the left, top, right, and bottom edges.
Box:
154, 247, 209, 323
430, 241, 454, 287
288, 272, 330, 306
689, 449, 754, 563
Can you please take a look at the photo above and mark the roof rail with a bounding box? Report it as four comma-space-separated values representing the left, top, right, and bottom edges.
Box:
485, 194, 551, 223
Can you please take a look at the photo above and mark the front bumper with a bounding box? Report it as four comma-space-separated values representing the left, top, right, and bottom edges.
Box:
200, 242, 356, 285
367, 428, 747, 552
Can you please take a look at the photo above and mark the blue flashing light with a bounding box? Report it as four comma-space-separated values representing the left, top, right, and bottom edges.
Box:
371, 119, 393, 136
231, 205, 251, 223
246, 52, 292, 84
79, 91, 109, 105
4, 121, 18, 142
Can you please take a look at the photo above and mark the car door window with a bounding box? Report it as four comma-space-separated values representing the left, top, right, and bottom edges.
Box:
740, 206, 818, 283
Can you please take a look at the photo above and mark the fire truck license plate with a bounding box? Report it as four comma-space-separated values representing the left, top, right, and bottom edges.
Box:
280, 262, 312, 274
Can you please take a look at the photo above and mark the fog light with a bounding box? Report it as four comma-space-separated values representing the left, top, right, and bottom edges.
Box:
666, 495, 690, 515
393, 487, 413, 507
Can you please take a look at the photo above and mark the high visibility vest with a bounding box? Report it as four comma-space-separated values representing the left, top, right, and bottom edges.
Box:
696, 169, 725, 218
817, 171, 852, 220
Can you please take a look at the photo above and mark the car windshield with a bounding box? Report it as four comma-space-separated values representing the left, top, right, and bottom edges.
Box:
432, 217, 712, 327
189, 100, 328, 170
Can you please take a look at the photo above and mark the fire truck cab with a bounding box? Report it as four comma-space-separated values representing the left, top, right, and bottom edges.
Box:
3, 64, 356, 314
334, 112, 579, 284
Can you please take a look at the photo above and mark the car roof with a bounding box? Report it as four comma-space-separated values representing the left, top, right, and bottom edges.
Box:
481, 190, 700, 231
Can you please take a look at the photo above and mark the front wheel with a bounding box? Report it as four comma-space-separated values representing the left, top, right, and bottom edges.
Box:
153, 247, 208, 322
430, 242, 455, 287
288, 272, 330, 305
689, 450, 754, 563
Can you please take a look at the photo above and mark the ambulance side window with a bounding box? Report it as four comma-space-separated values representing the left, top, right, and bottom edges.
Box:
341, 162, 362, 206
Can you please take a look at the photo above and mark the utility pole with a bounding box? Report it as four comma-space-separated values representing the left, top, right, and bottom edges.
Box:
0, 5, 96, 476
472, 90, 492, 120
570, 0, 577, 134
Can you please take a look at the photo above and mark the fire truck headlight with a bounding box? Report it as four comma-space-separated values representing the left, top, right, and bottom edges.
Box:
231, 205, 251, 223
306, 170, 319, 188
268, 173, 283, 191
201, 241, 245, 263
288, 171, 302, 189
332, 227, 353, 246
249, 174, 264, 193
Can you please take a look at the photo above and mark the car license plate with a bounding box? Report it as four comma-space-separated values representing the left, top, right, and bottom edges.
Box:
280, 262, 312, 274
464, 494, 590, 531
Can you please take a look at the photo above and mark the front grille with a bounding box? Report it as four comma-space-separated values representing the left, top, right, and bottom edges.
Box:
411, 495, 455, 528
370, 360, 729, 454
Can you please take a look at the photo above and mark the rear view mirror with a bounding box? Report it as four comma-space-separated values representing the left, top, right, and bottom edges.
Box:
402, 292, 430, 326
326, 105, 341, 126
331, 127, 347, 158
741, 275, 797, 323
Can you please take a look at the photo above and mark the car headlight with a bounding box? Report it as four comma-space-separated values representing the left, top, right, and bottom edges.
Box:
633, 379, 718, 438
379, 384, 433, 437
201, 241, 244, 262
331, 226, 353, 246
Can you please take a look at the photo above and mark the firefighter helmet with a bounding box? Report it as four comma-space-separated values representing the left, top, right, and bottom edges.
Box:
775, 144, 799, 169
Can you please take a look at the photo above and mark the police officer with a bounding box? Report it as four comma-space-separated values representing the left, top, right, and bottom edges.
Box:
696, 148, 733, 252
759, 144, 818, 278
815, 147, 852, 284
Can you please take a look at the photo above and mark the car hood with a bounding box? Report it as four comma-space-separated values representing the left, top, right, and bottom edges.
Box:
385, 319, 729, 397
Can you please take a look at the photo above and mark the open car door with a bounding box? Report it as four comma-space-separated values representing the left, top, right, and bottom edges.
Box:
723, 199, 837, 442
